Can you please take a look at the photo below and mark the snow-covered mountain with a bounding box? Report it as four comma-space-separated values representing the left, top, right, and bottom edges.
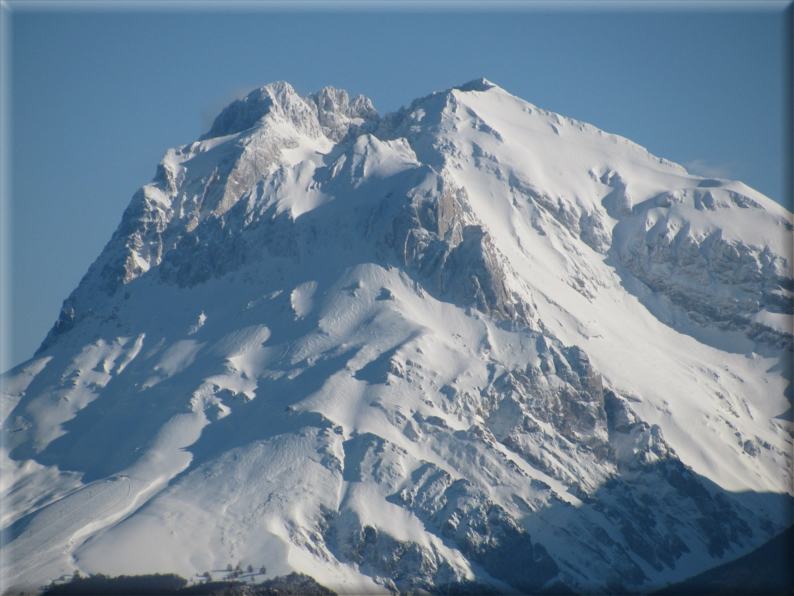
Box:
2, 79, 792, 594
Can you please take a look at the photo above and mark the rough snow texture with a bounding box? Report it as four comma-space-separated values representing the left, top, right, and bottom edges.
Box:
3, 79, 792, 595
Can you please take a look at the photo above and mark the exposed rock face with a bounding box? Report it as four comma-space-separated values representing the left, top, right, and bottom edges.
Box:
319, 430, 561, 593
203, 82, 324, 141
613, 186, 793, 349
321, 510, 463, 593
390, 465, 560, 592
604, 391, 671, 471
304, 86, 379, 142
493, 342, 606, 443
511, 173, 612, 255
383, 178, 532, 323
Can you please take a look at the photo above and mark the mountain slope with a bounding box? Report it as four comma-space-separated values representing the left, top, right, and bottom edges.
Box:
2, 79, 791, 595
654, 526, 793, 596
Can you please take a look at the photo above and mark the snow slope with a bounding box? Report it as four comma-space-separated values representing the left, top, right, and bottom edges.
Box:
2, 79, 791, 594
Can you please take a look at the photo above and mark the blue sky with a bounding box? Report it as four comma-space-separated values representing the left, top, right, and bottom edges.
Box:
3, 1, 790, 371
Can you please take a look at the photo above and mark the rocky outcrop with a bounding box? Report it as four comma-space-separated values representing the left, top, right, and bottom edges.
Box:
202, 82, 324, 141
390, 464, 560, 593
383, 177, 533, 323
510, 173, 612, 254
481, 338, 610, 490
320, 511, 463, 594
615, 191, 793, 349
304, 87, 379, 142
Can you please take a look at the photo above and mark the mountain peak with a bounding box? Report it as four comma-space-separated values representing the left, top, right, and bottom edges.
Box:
201, 81, 288, 139
202, 82, 380, 143
304, 86, 379, 142
202, 81, 317, 140
6, 78, 792, 596
453, 77, 498, 92
305, 85, 378, 120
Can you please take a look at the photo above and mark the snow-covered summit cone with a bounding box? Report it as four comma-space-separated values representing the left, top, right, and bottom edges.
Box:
3, 80, 792, 595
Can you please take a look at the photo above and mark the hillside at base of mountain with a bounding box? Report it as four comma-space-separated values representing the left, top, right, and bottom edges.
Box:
654, 526, 794, 596
2, 78, 791, 595
40, 571, 336, 596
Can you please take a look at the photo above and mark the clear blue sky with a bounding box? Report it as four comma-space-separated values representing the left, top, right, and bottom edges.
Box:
3, 1, 791, 371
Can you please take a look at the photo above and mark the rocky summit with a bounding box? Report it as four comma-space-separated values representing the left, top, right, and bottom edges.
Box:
2, 79, 792, 594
